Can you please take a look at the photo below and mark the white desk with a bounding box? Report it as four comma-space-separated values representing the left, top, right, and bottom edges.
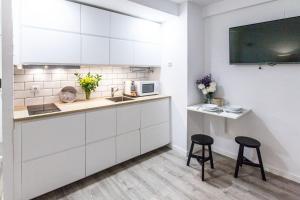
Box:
187, 104, 250, 120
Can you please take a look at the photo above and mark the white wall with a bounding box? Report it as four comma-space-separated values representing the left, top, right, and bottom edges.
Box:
160, 3, 188, 154
203, 0, 300, 182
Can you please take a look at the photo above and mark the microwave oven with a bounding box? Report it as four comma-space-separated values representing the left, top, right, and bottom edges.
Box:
125, 80, 160, 96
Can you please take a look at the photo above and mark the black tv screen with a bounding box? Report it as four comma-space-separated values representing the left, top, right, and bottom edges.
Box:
229, 16, 300, 64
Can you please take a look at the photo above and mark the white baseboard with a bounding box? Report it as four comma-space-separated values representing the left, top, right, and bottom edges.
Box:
169, 144, 187, 156
212, 147, 300, 184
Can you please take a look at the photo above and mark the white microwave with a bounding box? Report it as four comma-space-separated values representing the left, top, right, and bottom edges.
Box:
125, 81, 160, 96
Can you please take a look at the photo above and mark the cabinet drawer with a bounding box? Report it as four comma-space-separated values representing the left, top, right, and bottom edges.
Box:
141, 99, 169, 128
22, 147, 85, 200
141, 122, 170, 154
116, 131, 140, 163
117, 104, 141, 135
86, 137, 116, 176
22, 113, 85, 161
86, 108, 116, 143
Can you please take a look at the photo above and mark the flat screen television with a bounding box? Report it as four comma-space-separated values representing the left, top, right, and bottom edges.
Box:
229, 16, 300, 65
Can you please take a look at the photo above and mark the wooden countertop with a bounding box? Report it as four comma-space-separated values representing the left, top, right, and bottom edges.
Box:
14, 95, 170, 121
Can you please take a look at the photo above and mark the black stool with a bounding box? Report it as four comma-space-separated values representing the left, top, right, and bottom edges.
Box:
234, 136, 266, 181
187, 134, 214, 181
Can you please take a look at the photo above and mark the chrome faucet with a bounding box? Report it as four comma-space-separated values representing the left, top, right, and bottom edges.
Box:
111, 87, 119, 97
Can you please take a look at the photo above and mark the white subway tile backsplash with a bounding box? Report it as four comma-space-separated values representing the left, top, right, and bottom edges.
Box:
25, 82, 43, 90
25, 97, 44, 106
14, 66, 152, 106
15, 75, 34, 82
52, 73, 68, 81
14, 83, 25, 91
44, 81, 61, 89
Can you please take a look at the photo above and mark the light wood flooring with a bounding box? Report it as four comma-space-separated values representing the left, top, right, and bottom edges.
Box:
34, 147, 300, 200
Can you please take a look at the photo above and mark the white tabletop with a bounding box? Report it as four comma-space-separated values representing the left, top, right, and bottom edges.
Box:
187, 104, 250, 120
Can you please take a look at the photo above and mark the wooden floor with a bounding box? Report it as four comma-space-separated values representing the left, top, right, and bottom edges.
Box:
35, 147, 300, 200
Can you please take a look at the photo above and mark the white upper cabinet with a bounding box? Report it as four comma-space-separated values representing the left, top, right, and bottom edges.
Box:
81, 5, 110, 36
134, 42, 161, 66
81, 35, 109, 65
110, 39, 134, 65
22, 0, 80, 32
21, 27, 81, 64
110, 12, 161, 44
110, 12, 137, 41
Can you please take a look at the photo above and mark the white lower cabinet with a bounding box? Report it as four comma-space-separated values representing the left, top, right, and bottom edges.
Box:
22, 147, 85, 200
16, 98, 170, 200
116, 130, 140, 163
141, 122, 170, 154
86, 137, 116, 176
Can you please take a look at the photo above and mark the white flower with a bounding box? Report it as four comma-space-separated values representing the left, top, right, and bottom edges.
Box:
202, 89, 208, 95
198, 84, 205, 90
210, 82, 217, 87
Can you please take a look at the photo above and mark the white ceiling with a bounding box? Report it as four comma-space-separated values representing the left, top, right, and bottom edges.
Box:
169, 0, 223, 6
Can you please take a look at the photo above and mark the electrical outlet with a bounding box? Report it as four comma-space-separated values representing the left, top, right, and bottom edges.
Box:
31, 85, 40, 94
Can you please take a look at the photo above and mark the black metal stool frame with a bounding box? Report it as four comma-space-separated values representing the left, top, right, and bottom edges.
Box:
187, 141, 214, 181
234, 143, 267, 181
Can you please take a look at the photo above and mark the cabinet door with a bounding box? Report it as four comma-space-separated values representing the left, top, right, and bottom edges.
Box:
86, 137, 116, 176
22, 0, 80, 32
110, 12, 137, 40
116, 131, 140, 163
81, 35, 109, 65
81, 5, 110, 36
141, 99, 169, 128
86, 108, 116, 143
21, 27, 80, 64
110, 39, 134, 65
22, 147, 85, 200
134, 42, 161, 66
22, 113, 85, 161
134, 18, 161, 43
141, 122, 170, 154
117, 104, 140, 135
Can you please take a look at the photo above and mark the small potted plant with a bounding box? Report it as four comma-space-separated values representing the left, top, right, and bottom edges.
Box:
75, 72, 102, 100
196, 74, 217, 104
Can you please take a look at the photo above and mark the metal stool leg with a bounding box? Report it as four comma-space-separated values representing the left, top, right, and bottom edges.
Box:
234, 145, 244, 178
187, 142, 194, 166
208, 145, 214, 169
256, 147, 266, 181
202, 145, 205, 181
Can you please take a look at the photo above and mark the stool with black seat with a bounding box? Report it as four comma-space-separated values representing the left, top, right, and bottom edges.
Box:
187, 134, 214, 181
234, 136, 266, 181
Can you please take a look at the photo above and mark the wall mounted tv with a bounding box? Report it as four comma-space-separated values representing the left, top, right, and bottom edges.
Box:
229, 16, 300, 65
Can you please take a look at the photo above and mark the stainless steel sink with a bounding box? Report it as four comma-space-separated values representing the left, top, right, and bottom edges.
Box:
106, 96, 134, 102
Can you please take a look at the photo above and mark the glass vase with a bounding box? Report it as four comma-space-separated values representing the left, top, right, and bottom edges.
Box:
85, 90, 91, 100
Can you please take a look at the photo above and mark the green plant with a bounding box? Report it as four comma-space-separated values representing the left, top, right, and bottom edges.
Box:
75, 72, 102, 100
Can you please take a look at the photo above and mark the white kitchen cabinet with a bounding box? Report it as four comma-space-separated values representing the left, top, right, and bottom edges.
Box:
110, 39, 134, 65
86, 108, 117, 143
81, 35, 109, 65
21, 27, 81, 64
110, 12, 137, 41
116, 131, 140, 163
22, 113, 85, 161
117, 104, 140, 135
141, 122, 170, 154
22, 147, 85, 200
81, 5, 110, 36
141, 99, 169, 128
134, 42, 161, 66
110, 12, 161, 43
134, 18, 161, 43
86, 137, 116, 176
22, 0, 80, 32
